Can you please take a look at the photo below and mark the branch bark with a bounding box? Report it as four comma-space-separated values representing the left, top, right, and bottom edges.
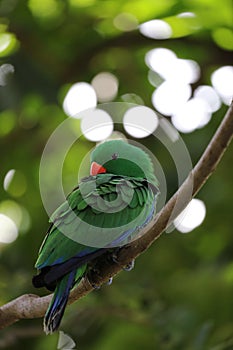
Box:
1, 103, 233, 330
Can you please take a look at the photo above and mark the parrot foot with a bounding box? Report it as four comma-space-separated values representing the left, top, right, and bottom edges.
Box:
111, 249, 135, 271
90, 278, 113, 289
87, 267, 113, 289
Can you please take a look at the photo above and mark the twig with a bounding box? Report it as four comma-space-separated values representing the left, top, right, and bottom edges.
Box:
0, 103, 232, 330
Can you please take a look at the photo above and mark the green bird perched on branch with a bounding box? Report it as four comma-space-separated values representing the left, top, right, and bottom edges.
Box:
32, 140, 159, 334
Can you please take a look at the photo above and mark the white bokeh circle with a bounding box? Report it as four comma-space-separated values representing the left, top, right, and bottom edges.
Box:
211, 66, 233, 106
152, 81, 192, 116
63, 82, 97, 118
194, 85, 221, 113
80, 109, 114, 141
123, 106, 159, 138
171, 98, 212, 133
145, 48, 177, 73
174, 198, 206, 233
91, 72, 118, 102
0, 214, 18, 243
140, 20, 172, 39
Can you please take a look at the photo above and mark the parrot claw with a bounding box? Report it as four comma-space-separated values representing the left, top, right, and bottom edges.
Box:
106, 277, 113, 286
111, 253, 119, 264
111, 249, 121, 265
92, 283, 101, 290
123, 260, 135, 271
87, 267, 101, 289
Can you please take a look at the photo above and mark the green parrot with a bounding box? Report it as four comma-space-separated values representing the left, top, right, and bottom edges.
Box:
33, 140, 159, 334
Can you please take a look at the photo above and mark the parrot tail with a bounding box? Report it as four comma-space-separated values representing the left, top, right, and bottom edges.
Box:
44, 270, 76, 334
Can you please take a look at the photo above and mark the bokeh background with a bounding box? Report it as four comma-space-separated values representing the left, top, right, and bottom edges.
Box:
0, 0, 233, 349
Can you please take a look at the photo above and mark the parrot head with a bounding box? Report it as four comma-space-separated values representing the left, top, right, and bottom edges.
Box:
90, 140, 158, 185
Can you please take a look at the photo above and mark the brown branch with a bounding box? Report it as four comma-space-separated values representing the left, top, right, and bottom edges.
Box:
0, 103, 233, 330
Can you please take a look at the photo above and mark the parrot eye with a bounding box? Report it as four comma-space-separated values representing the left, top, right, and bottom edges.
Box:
111, 152, 119, 160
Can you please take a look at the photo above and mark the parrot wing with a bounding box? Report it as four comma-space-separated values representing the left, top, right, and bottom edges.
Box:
34, 174, 159, 286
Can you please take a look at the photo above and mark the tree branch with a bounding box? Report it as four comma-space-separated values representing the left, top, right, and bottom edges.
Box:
0, 103, 233, 330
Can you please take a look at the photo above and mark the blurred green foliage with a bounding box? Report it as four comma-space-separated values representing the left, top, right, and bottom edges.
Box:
0, 0, 232, 349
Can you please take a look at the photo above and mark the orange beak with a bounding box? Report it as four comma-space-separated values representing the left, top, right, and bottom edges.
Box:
90, 162, 107, 175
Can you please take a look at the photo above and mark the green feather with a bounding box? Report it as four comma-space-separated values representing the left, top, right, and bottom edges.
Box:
135, 188, 144, 206
77, 199, 88, 211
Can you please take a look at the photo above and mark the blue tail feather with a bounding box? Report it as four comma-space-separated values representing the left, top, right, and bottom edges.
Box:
44, 270, 76, 334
